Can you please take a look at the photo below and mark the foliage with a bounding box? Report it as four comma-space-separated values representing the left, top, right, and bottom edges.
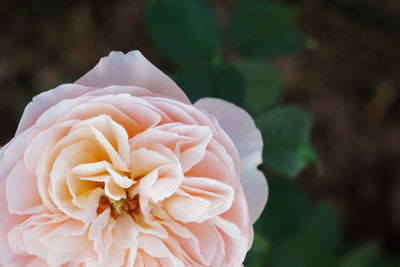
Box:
144, 0, 398, 266
235, 61, 283, 115
256, 106, 315, 177
230, 0, 304, 59
145, 0, 221, 64
175, 58, 245, 106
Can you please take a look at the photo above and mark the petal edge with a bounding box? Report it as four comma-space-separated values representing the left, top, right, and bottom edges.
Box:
195, 98, 268, 223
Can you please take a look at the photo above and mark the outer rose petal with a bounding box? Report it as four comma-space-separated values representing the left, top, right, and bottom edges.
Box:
16, 84, 93, 134
17, 51, 190, 134
76, 51, 190, 104
195, 98, 268, 223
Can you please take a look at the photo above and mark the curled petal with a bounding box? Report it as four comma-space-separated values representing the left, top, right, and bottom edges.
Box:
195, 98, 268, 223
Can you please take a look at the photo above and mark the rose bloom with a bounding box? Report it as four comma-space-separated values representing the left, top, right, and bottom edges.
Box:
0, 51, 268, 267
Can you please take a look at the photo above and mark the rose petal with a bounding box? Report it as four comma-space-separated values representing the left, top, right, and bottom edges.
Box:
6, 161, 45, 214
0, 130, 33, 182
184, 222, 219, 266
75, 51, 190, 104
0, 179, 32, 266
106, 166, 135, 189
180, 177, 234, 220
130, 148, 171, 178
71, 161, 110, 176
63, 101, 142, 138
89, 208, 114, 262
137, 234, 170, 258
195, 98, 268, 223
113, 212, 139, 249
16, 84, 94, 134
88, 126, 128, 171
0, 142, 11, 181
165, 194, 211, 223
104, 176, 127, 201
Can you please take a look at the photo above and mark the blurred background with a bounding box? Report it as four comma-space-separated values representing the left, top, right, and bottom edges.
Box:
0, 0, 399, 266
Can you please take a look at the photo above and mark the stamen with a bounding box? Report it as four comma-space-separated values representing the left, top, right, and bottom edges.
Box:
123, 195, 140, 217
97, 195, 111, 216
96, 194, 140, 220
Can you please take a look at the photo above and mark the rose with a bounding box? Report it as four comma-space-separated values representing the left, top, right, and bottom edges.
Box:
0, 51, 268, 266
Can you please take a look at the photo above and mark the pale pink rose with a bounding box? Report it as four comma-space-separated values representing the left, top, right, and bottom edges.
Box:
0, 51, 268, 267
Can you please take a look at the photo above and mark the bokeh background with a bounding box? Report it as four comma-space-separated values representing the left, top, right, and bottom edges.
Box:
1, 0, 399, 266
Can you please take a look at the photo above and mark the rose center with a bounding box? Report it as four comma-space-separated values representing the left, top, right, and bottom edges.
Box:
97, 194, 140, 219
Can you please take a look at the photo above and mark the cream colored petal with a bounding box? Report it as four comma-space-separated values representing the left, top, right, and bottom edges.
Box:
211, 216, 241, 239
74, 115, 131, 168
179, 177, 234, 221
184, 222, 219, 266
71, 161, 109, 176
0, 130, 31, 182
6, 161, 45, 214
0, 179, 34, 266
106, 165, 135, 189
144, 98, 198, 125
12, 213, 70, 263
90, 126, 129, 172
41, 223, 90, 254
89, 208, 114, 263
130, 148, 171, 178
24, 120, 78, 174
170, 125, 213, 173
49, 140, 103, 221
113, 212, 139, 249
97, 243, 126, 267
16, 84, 94, 134
88, 209, 111, 266
165, 194, 211, 223
131, 123, 212, 173
76, 174, 110, 183
195, 98, 268, 223
134, 162, 183, 204
119, 100, 162, 130
137, 234, 170, 258
64, 101, 142, 138
136, 250, 161, 267
104, 176, 126, 201
37, 127, 101, 212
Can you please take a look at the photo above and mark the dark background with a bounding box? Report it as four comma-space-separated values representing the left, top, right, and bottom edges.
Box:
0, 0, 399, 265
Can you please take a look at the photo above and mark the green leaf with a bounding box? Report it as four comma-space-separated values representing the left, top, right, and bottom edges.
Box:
339, 243, 380, 267
145, 0, 221, 64
254, 178, 310, 242
230, 0, 304, 59
256, 105, 315, 177
269, 232, 337, 267
175, 59, 245, 106
306, 202, 342, 252
244, 234, 271, 267
235, 61, 284, 115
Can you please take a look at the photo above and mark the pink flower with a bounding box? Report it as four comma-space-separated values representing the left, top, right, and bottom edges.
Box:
0, 51, 268, 266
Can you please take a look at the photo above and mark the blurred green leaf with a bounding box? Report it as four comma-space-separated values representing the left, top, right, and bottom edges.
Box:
254, 178, 310, 242
256, 105, 315, 177
235, 61, 284, 115
244, 234, 271, 267
145, 0, 221, 64
175, 59, 245, 105
269, 232, 337, 267
306, 202, 342, 252
230, 0, 304, 59
339, 243, 381, 267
